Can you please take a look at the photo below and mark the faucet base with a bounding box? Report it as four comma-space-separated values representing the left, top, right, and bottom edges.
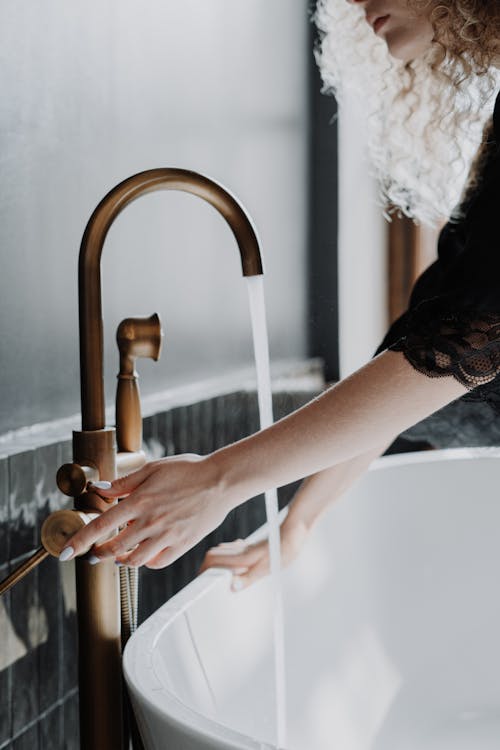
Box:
72, 427, 125, 750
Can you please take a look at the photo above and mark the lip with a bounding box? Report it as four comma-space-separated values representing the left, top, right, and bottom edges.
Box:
372, 14, 390, 33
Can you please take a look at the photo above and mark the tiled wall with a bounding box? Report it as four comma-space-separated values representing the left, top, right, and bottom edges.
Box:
0, 389, 317, 749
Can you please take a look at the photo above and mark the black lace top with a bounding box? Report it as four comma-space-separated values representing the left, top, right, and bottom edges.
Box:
373, 89, 500, 448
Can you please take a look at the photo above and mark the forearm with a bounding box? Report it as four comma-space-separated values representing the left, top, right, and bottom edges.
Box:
284, 440, 392, 533
212, 349, 467, 509
64, 351, 466, 570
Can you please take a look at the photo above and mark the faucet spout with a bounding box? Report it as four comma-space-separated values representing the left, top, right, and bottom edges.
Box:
79, 167, 264, 431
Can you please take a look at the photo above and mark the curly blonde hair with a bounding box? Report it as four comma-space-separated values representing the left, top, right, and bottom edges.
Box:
313, 0, 500, 228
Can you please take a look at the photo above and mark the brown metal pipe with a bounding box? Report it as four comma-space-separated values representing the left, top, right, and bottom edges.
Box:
72, 428, 123, 750
0, 548, 49, 597
116, 450, 147, 476
79, 168, 264, 432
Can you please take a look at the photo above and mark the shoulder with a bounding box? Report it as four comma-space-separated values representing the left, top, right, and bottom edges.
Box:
450, 91, 500, 229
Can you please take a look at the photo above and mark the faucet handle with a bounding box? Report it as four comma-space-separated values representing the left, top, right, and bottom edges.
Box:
0, 509, 98, 597
40, 509, 97, 556
56, 462, 99, 497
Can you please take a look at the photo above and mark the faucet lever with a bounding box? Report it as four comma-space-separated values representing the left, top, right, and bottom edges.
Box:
0, 508, 100, 597
0, 547, 49, 597
56, 462, 99, 497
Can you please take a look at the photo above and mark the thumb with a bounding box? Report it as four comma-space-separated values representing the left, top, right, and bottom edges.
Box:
89, 463, 155, 498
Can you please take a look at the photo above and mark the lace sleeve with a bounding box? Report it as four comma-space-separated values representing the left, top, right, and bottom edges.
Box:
387, 305, 500, 390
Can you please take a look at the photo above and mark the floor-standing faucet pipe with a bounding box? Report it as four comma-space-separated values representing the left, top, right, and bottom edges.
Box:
79, 167, 264, 432
74, 168, 265, 749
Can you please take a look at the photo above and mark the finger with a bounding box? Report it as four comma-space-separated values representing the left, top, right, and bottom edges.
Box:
199, 543, 263, 571
90, 520, 155, 561
58, 503, 137, 561
231, 562, 267, 592
115, 534, 172, 568
210, 540, 247, 553
197, 554, 250, 574
214, 539, 246, 548
198, 550, 255, 574
144, 545, 186, 570
88, 463, 157, 499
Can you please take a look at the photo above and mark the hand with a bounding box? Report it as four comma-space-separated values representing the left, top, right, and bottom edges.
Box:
58, 453, 234, 569
198, 518, 309, 591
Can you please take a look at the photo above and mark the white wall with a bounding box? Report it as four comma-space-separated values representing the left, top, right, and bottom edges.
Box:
0, 0, 309, 433
337, 92, 389, 378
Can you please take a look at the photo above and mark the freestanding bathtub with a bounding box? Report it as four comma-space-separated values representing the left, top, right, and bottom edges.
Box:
123, 447, 500, 749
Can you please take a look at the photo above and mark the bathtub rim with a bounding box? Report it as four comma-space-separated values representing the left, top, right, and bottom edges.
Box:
123, 565, 275, 749
123, 444, 500, 748
370, 444, 500, 470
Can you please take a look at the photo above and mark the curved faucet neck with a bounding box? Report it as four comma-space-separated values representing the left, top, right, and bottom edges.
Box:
78, 167, 263, 431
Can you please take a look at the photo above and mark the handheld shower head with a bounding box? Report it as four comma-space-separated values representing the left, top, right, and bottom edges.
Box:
116, 313, 163, 375
115, 313, 164, 452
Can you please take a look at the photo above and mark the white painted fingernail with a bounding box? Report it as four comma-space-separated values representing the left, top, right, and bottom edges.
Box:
231, 578, 244, 591
59, 547, 74, 562
233, 567, 249, 575
91, 481, 112, 490
88, 555, 101, 565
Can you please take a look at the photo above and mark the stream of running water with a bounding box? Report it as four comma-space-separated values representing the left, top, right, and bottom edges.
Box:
246, 274, 287, 749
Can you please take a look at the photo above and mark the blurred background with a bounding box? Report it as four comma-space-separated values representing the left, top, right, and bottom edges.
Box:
0, 0, 312, 434
0, 0, 437, 436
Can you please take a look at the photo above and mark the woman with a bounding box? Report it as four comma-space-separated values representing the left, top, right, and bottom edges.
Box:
60, 0, 500, 591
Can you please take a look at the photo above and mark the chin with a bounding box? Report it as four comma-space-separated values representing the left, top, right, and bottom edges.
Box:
384, 28, 433, 63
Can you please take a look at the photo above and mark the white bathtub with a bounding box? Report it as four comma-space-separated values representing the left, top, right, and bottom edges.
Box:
123, 447, 500, 749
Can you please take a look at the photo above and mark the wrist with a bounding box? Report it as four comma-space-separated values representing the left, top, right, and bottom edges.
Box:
282, 511, 309, 537
280, 513, 309, 560
203, 448, 249, 514
207, 442, 265, 512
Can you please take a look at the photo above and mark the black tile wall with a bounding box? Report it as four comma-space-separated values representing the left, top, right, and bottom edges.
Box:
62, 693, 79, 750
171, 404, 191, 454
141, 413, 158, 455
38, 704, 63, 750
37, 556, 61, 712
60, 576, 77, 699
246, 391, 261, 435
12, 724, 38, 750
35, 445, 64, 715
0, 388, 321, 748
0, 563, 12, 746
0, 457, 9, 567
155, 409, 174, 457
0, 668, 11, 745
8, 450, 36, 561
10, 572, 40, 737
198, 398, 215, 455
58, 441, 73, 467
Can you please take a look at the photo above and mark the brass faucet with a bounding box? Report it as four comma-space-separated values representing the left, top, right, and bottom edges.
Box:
79, 167, 263, 431
0, 168, 264, 750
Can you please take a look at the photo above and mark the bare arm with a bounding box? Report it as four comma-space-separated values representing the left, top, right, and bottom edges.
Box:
211, 349, 465, 504
283, 439, 393, 532
61, 349, 467, 568
199, 441, 392, 589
